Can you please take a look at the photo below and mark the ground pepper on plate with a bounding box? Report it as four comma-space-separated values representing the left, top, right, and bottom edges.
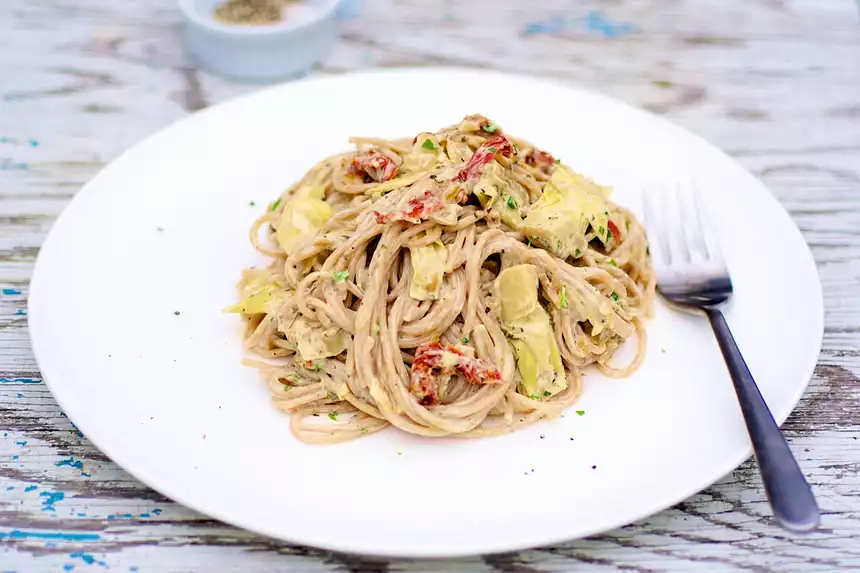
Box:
214, 0, 295, 25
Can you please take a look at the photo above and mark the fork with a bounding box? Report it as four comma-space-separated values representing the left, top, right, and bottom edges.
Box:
643, 185, 820, 533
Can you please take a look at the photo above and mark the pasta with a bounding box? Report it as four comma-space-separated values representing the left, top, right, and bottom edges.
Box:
228, 115, 654, 444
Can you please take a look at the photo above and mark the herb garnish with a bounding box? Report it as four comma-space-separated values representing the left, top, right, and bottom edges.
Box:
270, 198, 282, 211
327, 412, 338, 421
482, 123, 499, 133
576, 410, 585, 416
422, 138, 438, 150
359, 428, 368, 434
487, 146, 497, 153
608, 259, 617, 266
461, 336, 470, 344
529, 393, 541, 401
543, 391, 552, 396
506, 195, 516, 209
560, 285, 569, 309
333, 270, 349, 282
554, 158, 562, 164
611, 292, 619, 301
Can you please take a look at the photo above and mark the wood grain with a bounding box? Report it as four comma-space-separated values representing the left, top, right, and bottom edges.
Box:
2, 0, 859, 570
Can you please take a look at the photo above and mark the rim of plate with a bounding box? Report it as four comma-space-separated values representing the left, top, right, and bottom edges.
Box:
28, 67, 824, 557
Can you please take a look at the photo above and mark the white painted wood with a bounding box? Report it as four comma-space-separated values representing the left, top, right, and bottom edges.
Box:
1, 0, 859, 570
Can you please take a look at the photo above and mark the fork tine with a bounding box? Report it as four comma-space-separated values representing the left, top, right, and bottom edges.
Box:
676, 183, 709, 262
642, 188, 670, 267
660, 187, 689, 266
690, 183, 723, 264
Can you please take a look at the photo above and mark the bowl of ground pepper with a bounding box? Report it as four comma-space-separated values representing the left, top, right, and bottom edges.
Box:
179, 0, 343, 81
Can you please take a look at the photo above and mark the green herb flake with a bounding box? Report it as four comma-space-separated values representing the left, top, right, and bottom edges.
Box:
173, 311, 181, 316
249, 201, 256, 206
560, 285, 569, 309
482, 123, 499, 133
598, 226, 605, 236
312, 361, 324, 372
506, 195, 516, 209
576, 410, 585, 416
554, 158, 562, 164
529, 393, 541, 401
422, 138, 438, 150
359, 428, 369, 434
333, 270, 349, 282
327, 412, 338, 421
611, 292, 619, 301
269, 198, 282, 212
461, 336, 470, 344
543, 391, 552, 397
487, 146, 497, 153
574, 249, 581, 257
608, 259, 618, 266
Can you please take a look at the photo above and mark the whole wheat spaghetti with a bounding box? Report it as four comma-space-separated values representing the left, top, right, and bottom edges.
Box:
228, 115, 654, 444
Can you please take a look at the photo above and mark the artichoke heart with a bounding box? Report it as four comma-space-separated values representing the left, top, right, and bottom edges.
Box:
409, 241, 448, 300
276, 185, 333, 253
522, 166, 612, 258
494, 264, 566, 398
290, 316, 350, 361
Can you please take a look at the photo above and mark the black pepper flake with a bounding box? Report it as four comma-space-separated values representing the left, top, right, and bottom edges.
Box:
591, 465, 597, 469
174, 311, 181, 316
539, 435, 545, 439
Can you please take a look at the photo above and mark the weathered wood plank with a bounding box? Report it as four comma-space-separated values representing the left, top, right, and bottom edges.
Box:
2, 0, 859, 571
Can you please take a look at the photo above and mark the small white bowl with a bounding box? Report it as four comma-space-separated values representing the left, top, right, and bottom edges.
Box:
178, 0, 342, 82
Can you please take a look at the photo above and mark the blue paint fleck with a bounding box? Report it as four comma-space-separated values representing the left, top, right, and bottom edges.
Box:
63, 566, 74, 572
0, 378, 40, 384
40, 490, 65, 511
69, 553, 108, 568
0, 530, 100, 542
523, 15, 566, 36
151, 508, 162, 515
29, 140, 39, 148
11, 455, 18, 460
77, 513, 87, 517
0, 136, 13, 144
15, 440, 27, 446
24, 485, 37, 492
81, 472, 92, 478
0, 161, 28, 171
2, 288, 21, 295
139, 513, 150, 518
584, 10, 636, 38
5, 486, 13, 491
14, 309, 26, 316
130, 568, 139, 572
56, 457, 84, 470
17, 393, 22, 398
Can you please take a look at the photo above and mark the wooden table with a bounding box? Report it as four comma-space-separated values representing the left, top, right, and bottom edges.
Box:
2, 0, 859, 570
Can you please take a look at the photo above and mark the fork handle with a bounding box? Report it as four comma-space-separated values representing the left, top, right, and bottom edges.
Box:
705, 308, 819, 532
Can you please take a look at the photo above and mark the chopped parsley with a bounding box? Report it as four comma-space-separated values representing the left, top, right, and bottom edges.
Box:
529, 393, 541, 401
173, 311, 181, 316
598, 226, 605, 236
249, 201, 256, 206
560, 285, 569, 309
611, 292, 619, 301
482, 123, 499, 133
576, 410, 585, 416
269, 198, 282, 212
333, 270, 349, 282
608, 259, 617, 266
461, 336, 470, 344
506, 195, 517, 209
543, 391, 552, 397
422, 138, 438, 150
327, 412, 338, 421
574, 249, 581, 257
359, 428, 368, 434
487, 146, 497, 153
311, 361, 323, 372
554, 158, 562, 164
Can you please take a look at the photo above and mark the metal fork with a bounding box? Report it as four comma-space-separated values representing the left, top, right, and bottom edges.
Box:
643, 185, 819, 533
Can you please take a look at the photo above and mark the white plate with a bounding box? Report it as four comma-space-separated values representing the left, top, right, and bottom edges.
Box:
29, 69, 823, 557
